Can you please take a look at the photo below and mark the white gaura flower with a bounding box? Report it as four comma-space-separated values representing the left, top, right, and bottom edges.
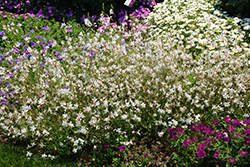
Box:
170, 119, 178, 127
26, 151, 33, 157
186, 117, 193, 124
21, 128, 27, 134
2, 36, 7, 40
121, 114, 128, 119
62, 120, 68, 127
243, 114, 249, 117
41, 154, 47, 158
30, 125, 36, 131
121, 140, 133, 145
124, 0, 132, 6
158, 131, 164, 137
110, 8, 114, 15
85, 107, 91, 112
59, 142, 66, 147
72, 148, 77, 153
42, 129, 49, 136
84, 18, 92, 27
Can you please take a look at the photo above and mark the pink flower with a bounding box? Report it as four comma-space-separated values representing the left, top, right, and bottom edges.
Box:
198, 143, 207, 150
192, 137, 198, 143
214, 151, 221, 159
182, 139, 191, 149
196, 149, 206, 158
235, 133, 242, 138
240, 151, 248, 157
119, 145, 126, 152
228, 157, 236, 164
152, 0, 157, 5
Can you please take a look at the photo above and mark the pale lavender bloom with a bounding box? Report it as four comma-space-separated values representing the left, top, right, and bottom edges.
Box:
0, 31, 5, 36
55, 51, 61, 56
43, 26, 49, 31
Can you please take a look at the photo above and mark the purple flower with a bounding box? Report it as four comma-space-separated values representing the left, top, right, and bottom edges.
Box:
26, 54, 32, 59
14, 48, 20, 53
55, 51, 61, 56
66, 29, 73, 32
196, 149, 206, 158
31, 42, 36, 47
0, 31, 5, 36
43, 26, 49, 31
57, 56, 63, 61
35, 36, 42, 38
30, 30, 35, 34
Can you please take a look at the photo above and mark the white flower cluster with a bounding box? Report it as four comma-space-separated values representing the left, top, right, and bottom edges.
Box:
146, 0, 250, 60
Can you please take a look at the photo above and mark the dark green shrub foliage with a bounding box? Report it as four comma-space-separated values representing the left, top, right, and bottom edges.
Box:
0, 0, 157, 25
216, 0, 250, 18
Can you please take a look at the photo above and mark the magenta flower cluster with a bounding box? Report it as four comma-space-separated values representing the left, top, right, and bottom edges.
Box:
102, 143, 110, 151
168, 117, 250, 165
168, 128, 184, 140
118, 145, 126, 152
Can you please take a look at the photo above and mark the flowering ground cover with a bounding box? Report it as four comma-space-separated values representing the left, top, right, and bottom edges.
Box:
0, 0, 250, 166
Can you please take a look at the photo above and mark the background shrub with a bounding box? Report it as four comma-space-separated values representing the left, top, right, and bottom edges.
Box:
0, 0, 160, 24
215, 0, 250, 18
